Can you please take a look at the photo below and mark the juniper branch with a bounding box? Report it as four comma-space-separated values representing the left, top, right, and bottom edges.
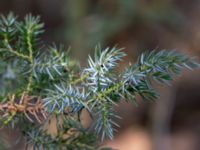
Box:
0, 13, 198, 149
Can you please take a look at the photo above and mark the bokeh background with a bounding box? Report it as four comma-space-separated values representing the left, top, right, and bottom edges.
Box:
0, 0, 200, 150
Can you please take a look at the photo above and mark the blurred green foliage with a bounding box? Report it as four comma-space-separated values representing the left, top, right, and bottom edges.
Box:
1, 0, 199, 61
64, 0, 187, 60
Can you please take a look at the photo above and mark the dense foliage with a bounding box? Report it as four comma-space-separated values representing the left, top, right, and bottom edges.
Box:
0, 13, 198, 150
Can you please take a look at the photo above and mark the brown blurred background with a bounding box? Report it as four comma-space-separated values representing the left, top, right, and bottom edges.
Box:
0, 0, 200, 150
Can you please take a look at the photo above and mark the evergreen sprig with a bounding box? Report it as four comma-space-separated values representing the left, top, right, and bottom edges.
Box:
26, 117, 98, 150
0, 13, 198, 149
